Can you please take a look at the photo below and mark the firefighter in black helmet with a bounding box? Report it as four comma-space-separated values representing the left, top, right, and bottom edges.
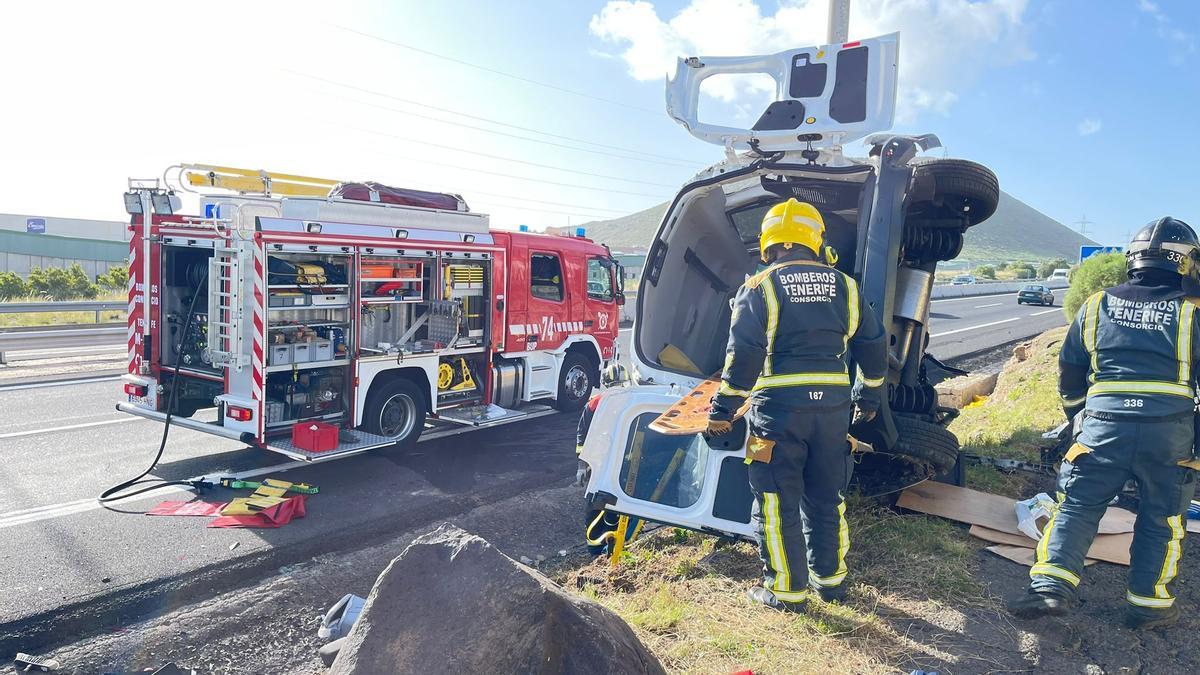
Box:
707, 199, 888, 612
1011, 217, 1200, 629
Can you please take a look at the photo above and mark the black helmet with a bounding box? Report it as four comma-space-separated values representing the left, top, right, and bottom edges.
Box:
1126, 217, 1200, 278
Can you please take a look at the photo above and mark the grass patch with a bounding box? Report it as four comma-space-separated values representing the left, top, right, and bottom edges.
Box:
559, 499, 993, 674
948, 326, 1068, 462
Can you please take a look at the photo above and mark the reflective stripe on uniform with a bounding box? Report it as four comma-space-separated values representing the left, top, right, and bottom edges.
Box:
575, 444, 584, 455
1032, 504, 1079, 586
718, 382, 751, 397
762, 492, 793, 593
810, 498, 849, 588
1088, 380, 1194, 398
1030, 562, 1081, 587
754, 372, 851, 389
1127, 590, 1175, 608
762, 279, 781, 377
1060, 393, 1086, 406
1154, 514, 1185, 598
857, 367, 885, 388
1082, 292, 1103, 375
846, 276, 860, 339
1178, 301, 1196, 384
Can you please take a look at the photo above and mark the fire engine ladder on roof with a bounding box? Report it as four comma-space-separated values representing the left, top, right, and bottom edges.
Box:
175, 163, 343, 198
207, 246, 249, 370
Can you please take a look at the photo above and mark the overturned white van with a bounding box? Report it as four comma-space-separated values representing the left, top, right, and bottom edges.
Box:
581, 34, 1000, 539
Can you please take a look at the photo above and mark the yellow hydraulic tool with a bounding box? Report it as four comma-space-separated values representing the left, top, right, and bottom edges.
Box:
437, 358, 478, 392
178, 163, 343, 197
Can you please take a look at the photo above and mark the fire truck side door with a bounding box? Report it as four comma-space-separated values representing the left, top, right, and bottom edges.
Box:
527, 250, 568, 350
583, 256, 619, 361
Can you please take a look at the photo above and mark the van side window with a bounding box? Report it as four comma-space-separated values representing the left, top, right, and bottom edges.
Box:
530, 253, 563, 302
587, 258, 614, 301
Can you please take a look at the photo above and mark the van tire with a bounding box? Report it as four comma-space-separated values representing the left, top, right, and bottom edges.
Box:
362, 378, 427, 450
891, 415, 960, 475
554, 352, 595, 412
910, 159, 1000, 227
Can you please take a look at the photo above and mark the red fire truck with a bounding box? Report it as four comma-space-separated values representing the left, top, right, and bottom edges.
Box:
117, 165, 623, 461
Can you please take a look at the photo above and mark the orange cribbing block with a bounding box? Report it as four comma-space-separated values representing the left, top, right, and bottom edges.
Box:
649, 376, 752, 435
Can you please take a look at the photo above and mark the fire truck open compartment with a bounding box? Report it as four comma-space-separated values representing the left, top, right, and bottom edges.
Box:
635, 166, 870, 379
119, 166, 622, 463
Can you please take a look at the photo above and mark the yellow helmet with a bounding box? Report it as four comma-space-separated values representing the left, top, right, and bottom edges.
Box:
759, 198, 825, 262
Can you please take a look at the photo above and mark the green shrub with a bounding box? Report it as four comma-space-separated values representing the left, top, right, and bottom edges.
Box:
97, 265, 129, 291
1062, 252, 1127, 318
0, 271, 29, 300
27, 264, 100, 300
996, 262, 1009, 270
973, 265, 996, 279
1038, 258, 1070, 278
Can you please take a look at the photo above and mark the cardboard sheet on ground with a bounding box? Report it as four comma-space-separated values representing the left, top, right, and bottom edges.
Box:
969, 524, 1131, 566
985, 544, 1097, 567
146, 501, 227, 517
209, 495, 307, 529
896, 481, 1136, 535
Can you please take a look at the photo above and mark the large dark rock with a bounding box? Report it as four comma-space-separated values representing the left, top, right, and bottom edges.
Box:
329, 524, 665, 675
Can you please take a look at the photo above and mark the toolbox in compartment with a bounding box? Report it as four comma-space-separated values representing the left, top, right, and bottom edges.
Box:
265, 366, 347, 428
292, 421, 339, 452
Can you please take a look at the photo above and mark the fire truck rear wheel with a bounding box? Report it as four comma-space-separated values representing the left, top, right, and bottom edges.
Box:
364, 378, 427, 450
554, 352, 596, 412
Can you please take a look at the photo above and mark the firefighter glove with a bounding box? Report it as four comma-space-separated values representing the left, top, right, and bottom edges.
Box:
706, 419, 733, 436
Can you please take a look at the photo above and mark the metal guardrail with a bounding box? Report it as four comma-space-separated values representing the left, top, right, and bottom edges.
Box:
0, 301, 127, 364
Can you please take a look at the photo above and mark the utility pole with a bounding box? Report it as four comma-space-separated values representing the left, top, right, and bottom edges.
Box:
827, 0, 851, 43
1074, 214, 1094, 238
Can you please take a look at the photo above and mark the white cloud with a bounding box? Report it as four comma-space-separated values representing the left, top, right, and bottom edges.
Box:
1077, 118, 1102, 136
590, 0, 1034, 122
1137, 0, 1196, 64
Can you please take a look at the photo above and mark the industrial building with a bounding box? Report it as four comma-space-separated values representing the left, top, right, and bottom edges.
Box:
0, 213, 128, 277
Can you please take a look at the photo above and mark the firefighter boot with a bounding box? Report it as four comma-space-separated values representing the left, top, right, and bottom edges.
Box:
747, 586, 806, 614
809, 582, 847, 604
1125, 603, 1180, 630
1008, 588, 1074, 619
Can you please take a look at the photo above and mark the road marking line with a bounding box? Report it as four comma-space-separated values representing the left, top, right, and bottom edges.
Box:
930, 317, 1019, 338
0, 417, 137, 440
974, 302, 1002, 308
0, 375, 122, 392
1031, 308, 1060, 316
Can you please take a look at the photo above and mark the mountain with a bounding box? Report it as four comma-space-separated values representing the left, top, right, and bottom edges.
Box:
577, 191, 1094, 263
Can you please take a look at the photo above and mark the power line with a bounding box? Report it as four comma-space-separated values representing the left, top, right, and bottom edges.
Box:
465, 189, 630, 214
331, 94, 699, 169
471, 200, 615, 221
332, 24, 660, 115
344, 125, 678, 188
345, 146, 671, 199
284, 70, 703, 166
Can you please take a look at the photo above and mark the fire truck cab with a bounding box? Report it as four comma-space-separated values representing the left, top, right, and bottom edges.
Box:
118, 165, 623, 461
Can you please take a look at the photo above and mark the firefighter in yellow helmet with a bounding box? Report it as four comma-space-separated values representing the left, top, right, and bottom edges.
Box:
708, 198, 888, 611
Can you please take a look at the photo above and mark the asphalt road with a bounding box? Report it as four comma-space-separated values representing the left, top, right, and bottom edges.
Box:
0, 288, 1061, 656
926, 291, 1067, 360
0, 379, 578, 656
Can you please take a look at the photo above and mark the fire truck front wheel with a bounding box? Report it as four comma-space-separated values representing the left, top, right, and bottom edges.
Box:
363, 378, 427, 450
554, 352, 597, 412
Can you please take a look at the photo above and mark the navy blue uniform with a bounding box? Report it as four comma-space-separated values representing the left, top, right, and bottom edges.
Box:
710, 252, 887, 601
1036, 278, 1200, 609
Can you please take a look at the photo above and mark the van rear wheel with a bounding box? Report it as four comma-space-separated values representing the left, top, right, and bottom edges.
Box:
363, 378, 427, 450
554, 352, 595, 412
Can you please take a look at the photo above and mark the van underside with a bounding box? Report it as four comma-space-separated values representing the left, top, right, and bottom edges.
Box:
635, 164, 873, 380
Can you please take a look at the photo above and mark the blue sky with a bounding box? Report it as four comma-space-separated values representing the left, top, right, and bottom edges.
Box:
1, 0, 1195, 247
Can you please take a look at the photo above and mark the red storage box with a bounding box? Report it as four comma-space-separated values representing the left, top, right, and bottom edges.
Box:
292, 421, 339, 453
